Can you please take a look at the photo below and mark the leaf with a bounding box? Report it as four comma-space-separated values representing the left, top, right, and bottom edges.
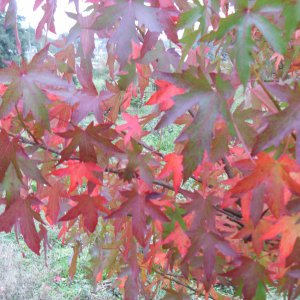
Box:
261, 214, 300, 266
158, 153, 183, 193
224, 257, 269, 300
35, 0, 57, 39
145, 80, 184, 111
181, 192, 219, 231
236, 16, 253, 86
155, 70, 230, 179
0, 195, 44, 254
57, 122, 122, 163
69, 241, 80, 280
116, 113, 143, 145
251, 14, 286, 54
93, 2, 167, 67
40, 180, 67, 225
230, 153, 300, 218
106, 188, 169, 246
253, 90, 300, 162
52, 161, 102, 193
0, 45, 68, 129
60, 194, 109, 233
202, 6, 286, 85
0, 129, 48, 185
163, 221, 191, 258
184, 230, 237, 290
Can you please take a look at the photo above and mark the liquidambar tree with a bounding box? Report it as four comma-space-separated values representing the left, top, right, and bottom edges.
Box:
0, 0, 300, 299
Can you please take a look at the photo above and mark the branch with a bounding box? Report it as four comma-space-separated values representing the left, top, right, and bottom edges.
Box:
15, 105, 40, 145
152, 268, 198, 293
4, 129, 243, 225
153, 180, 243, 227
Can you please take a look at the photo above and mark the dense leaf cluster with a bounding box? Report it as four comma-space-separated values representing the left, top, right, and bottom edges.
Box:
0, 0, 300, 299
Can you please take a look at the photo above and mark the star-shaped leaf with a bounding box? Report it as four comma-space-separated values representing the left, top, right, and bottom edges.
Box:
230, 153, 300, 218
57, 122, 122, 163
52, 161, 102, 193
253, 87, 300, 162
156, 70, 231, 179
0, 195, 45, 255
202, 1, 286, 85
93, 1, 172, 68
106, 188, 169, 246
0, 129, 48, 185
261, 214, 300, 266
157, 153, 183, 193
60, 194, 110, 233
0, 45, 69, 129
224, 257, 270, 300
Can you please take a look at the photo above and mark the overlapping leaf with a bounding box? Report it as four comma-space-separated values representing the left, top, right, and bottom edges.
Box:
60, 194, 110, 233
52, 161, 102, 193
253, 86, 300, 162
93, 0, 176, 67
106, 188, 169, 246
224, 257, 270, 300
202, 1, 286, 85
0, 195, 45, 254
0, 45, 68, 128
230, 153, 300, 218
57, 122, 122, 163
156, 70, 231, 179
0, 129, 48, 185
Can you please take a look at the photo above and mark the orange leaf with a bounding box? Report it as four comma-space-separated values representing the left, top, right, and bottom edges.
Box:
158, 153, 183, 193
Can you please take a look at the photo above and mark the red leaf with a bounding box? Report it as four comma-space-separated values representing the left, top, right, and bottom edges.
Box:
0, 45, 68, 129
35, 0, 57, 39
146, 80, 184, 111
163, 222, 191, 257
261, 214, 300, 266
52, 161, 102, 193
0, 195, 44, 254
224, 257, 270, 300
41, 180, 66, 225
60, 194, 109, 233
230, 153, 300, 218
158, 153, 183, 193
57, 122, 122, 163
0, 129, 48, 185
116, 113, 143, 145
106, 188, 169, 246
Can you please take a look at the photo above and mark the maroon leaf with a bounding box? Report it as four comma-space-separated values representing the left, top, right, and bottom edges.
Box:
0, 195, 44, 254
106, 187, 169, 246
60, 194, 109, 233
57, 122, 122, 163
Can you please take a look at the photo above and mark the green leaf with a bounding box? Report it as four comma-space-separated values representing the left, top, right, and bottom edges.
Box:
177, 6, 203, 29
236, 17, 253, 86
251, 14, 286, 54
201, 12, 243, 41
283, 0, 300, 40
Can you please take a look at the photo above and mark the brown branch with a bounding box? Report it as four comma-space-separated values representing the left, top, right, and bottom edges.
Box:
152, 268, 216, 299
221, 157, 234, 179
257, 78, 281, 112
152, 268, 198, 293
15, 105, 40, 144
153, 180, 243, 227
5, 129, 243, 225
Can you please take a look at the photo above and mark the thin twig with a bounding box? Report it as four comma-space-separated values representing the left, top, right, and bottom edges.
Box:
152, 268, 198, 293
4, 129, 243, 225
15, 105, 40, 144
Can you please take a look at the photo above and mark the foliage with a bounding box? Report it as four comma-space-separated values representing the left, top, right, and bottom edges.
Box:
0, 0, 300, 299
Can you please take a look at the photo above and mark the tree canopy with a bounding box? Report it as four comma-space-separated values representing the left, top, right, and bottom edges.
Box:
0, 0, 300, 299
